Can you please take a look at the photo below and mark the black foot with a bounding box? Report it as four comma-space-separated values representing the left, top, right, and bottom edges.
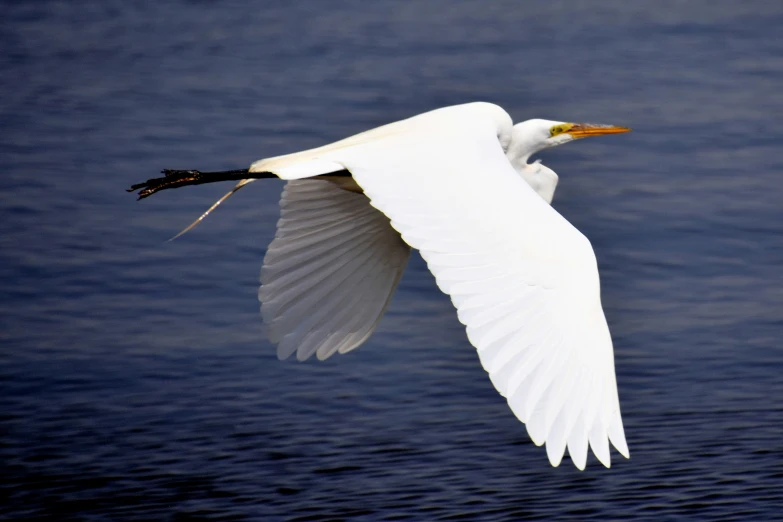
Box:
127, 169, 250, 200
128, 167, 353, 200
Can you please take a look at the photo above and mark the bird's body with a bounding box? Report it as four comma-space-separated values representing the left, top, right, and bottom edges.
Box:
130, 102, 631, 470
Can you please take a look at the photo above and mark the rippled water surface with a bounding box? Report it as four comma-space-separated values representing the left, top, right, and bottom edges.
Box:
2, 1, 782, 520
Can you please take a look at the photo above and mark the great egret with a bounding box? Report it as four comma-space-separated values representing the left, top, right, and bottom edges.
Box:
129, 102, 631, 470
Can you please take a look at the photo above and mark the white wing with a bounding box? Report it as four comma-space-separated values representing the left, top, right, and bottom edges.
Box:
258, 103, 628, 469
259, 178, 410, 361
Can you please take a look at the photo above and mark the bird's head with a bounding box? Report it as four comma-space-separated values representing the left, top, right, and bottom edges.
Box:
507, 119, 631, 164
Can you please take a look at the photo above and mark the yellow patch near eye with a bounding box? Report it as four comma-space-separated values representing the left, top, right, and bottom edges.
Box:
549, 123, 574, 137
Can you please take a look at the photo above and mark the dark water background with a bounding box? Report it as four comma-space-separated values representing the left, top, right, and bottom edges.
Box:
2, 1, 782, 520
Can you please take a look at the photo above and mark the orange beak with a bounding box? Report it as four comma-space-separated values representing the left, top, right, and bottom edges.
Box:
567, 123, 632, 139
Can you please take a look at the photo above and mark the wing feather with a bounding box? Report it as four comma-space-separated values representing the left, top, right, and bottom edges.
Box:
259, 179, 410, 361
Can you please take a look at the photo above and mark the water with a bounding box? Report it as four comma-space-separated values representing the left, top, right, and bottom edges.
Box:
1, 1, 782, 520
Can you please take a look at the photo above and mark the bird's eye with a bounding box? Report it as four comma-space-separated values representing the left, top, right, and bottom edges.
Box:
549, 123, 573, 137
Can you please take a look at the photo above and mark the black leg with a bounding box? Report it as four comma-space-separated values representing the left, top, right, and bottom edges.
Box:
127, 168, 352, 200
127, 169, 258, 200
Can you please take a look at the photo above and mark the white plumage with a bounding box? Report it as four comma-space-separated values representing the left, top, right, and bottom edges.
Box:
259, 178, 410, 361
246, 102, 630, 469
129, 102, 631, 469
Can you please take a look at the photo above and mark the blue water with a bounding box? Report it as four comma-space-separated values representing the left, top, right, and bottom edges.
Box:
2, 1, 782, 520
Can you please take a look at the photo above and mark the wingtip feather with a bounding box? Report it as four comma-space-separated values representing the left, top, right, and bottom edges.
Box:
608, 411, 630, 459
589, 422, 611, 468
546, 443, 564, 467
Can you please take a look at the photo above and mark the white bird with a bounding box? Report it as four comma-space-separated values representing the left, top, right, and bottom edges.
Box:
129, 102, 631, 470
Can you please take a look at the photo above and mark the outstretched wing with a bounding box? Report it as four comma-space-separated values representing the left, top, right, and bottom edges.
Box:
300, 104, 629, 469
259, 179, 410, 361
